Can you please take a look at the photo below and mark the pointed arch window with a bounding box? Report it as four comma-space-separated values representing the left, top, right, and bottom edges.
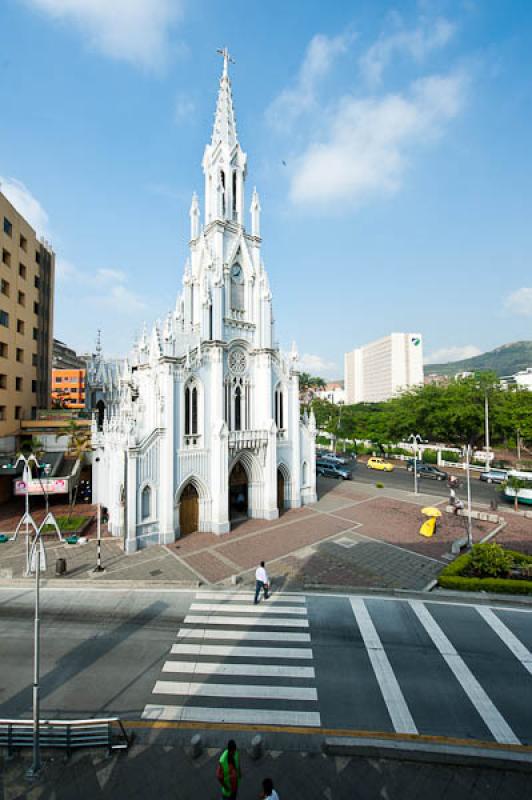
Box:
141, 485, 151, 520
275, 385, 284, 430
220, 170, 226, 217
232, 170, 237, 219
185, 383, 198, 436
234, 385, 242, 431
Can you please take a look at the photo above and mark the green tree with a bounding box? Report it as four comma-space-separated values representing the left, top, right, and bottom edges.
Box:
504, 475, 529, 512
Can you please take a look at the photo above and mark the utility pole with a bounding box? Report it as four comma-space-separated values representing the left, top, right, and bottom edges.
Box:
93, 503, 105, 573
484, 392, 490, 468
408, 434, 422, 495
464, 444, 473, 549
517, 428, 521, 462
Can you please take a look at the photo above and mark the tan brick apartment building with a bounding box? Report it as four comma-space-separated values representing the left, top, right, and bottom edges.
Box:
0, 191, 54, 437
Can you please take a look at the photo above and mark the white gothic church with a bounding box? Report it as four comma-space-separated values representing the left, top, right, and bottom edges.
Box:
92, 51, 317, 551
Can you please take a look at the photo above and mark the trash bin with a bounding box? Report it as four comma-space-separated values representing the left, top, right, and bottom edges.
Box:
56, 558, 66, 575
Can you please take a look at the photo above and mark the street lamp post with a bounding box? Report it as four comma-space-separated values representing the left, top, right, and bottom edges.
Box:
484, 392, 490, 469
408, 434, 422, 495
464, 444, 473, 549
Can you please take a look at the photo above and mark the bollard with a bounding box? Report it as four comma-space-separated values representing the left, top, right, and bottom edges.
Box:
190, 733, 202, 759
250, 734, 263, 760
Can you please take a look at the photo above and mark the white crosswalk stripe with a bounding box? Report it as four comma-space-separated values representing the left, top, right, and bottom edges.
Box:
476, 607, 532, 677
410, 600, 520, 745
142, 592, 321, 728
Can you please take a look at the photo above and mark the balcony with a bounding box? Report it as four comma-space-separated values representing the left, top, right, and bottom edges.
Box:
228, 429, 268, 454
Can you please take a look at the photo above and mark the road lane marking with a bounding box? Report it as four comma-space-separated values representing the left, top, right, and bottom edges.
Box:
184, 614, 309, 628
171, 643, 313, 659
142, 705, 321, 727
350, 598, 417, 734
195, 592, 306, 603
177, 628, 311, 642
190, 603, 307, 615
409, 600, 520, 745
162, 661, 315, 678
153, 680, 318, 701
476, 607, 532, 676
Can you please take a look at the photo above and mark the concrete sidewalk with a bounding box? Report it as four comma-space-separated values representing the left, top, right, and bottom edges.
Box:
1, 741, 529, 800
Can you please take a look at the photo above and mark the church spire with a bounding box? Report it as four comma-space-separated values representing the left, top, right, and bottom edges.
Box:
212, 47, 238, 150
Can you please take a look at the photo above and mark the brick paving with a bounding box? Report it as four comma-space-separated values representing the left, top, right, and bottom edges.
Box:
0, 479, 530, 591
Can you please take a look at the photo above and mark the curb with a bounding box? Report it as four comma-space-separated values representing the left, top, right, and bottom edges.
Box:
323, 736, 532, 772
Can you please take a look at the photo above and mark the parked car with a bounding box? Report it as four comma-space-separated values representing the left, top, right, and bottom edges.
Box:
367, 457, 394, 472
479, 468, 509, 484
316, 460, 352, 480
407, 462, 448, 481
320, 453, 349, 466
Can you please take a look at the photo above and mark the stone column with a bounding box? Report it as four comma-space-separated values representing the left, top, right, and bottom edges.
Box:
209, 346, 230, 534
158, 365, 175, 545
125, 449, 138, 553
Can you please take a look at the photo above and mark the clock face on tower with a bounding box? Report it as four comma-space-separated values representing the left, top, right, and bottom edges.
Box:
231, 263, 243, 283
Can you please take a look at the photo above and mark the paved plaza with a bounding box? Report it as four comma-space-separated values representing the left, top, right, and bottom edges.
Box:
0, 478, 527, 592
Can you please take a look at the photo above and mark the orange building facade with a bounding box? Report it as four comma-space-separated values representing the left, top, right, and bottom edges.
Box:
51, 368, 86, 409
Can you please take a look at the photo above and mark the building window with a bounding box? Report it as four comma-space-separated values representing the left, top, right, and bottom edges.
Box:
32, 379, 36, 393
16, 376, 22, 391
35, 250, 40, 264
0, 374, 6, 389
19, 263, 26, 279
33, 301, 39, 315
0, 311, 9, 328
18, 291, 25, 307
3, 217, 12, 237
0, 406, 5, 420
31, 406, 37, 419
32, 353, 37, 366
33, 327, 38, 340
141, 485, 151, 520
16, 319, 24, 334
2, 249, 11, 267
1, 279, 9, 297
16, 347, 23, 363
14, 406, 22, 420
0, 342, 7, 358
20, 235, 27, 252
184, 383, 199, 436
56, 376, 62, 382
34, 275, 40, 289
275, 385, 284, 430
230, 263, 244, 310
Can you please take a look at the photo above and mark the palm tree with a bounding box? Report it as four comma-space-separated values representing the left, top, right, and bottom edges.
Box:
56, 420, 92, 518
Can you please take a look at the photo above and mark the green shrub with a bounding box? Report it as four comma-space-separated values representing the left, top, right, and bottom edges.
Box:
422, 449, 438, 464
42, 515, 88, 532
376, 482, 384, 489
438, 547, 532, 595
316, 436, 330, 446
388, 447, 409, 456
468, 543, 513, 578
441, 450, 459, 463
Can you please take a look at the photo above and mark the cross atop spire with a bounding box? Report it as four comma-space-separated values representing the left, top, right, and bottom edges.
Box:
217, 46, 235, 78
211, 46, 238, 149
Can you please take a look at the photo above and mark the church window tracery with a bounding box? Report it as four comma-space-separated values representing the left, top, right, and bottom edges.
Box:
184, 382, 199, 436
275, 385, 285, 430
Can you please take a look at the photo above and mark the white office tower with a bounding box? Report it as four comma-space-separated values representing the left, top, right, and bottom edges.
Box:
91, 52, 317, 551
344, 333, 424, 404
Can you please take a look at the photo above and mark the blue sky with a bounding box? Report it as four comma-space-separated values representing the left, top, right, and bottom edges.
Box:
1, 0, 531, 376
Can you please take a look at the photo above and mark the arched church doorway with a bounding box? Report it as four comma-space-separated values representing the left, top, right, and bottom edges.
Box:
229, 461, 248, 522
179, 483, 199, 535
277, 469, 285, 513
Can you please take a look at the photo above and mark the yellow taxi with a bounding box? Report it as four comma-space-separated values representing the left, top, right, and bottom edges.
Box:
367, 457, 394, 472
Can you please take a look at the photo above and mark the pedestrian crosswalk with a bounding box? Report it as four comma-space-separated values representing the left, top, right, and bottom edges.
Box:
142, 591, 532, 745
142, 591, 321, 727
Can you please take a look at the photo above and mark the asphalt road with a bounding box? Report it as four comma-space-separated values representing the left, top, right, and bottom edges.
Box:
336, 458, 501, 505
1, 587, 530, 747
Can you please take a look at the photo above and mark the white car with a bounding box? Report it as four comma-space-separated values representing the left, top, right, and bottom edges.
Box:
320, 453, 349, 466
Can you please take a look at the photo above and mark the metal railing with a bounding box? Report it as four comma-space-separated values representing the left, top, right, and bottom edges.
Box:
0, 717, 130, 758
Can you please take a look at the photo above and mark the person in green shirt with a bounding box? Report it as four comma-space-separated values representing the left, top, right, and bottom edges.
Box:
216, 739, 242, 799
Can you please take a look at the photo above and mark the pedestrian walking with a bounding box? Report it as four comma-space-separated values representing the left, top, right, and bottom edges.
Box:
216, 739, 242, 799
260, 777, 280, 799
254, 561, 269, 604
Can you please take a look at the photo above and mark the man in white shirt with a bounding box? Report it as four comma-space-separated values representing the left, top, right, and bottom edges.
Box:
260, 777, 279, 799
254, 561, 269, 604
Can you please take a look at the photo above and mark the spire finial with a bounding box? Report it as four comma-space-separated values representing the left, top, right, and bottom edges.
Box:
217, 46, 234, 78
95, 329, 102, 359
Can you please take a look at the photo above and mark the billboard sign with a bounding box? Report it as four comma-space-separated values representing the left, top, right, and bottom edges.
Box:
14, 478, 69, 496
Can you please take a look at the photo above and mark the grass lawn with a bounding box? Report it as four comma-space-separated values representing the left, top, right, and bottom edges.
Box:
42, 515, 90, 532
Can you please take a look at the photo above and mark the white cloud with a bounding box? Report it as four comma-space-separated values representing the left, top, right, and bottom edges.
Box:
360, 16, 455, 86
0, 176, 49, 236
425, 345, 482, 364
290, 71, 467, 207
21, 0, 183, 69
174, 92, 195, 124
298, 353, 339, 376
504, 287, 532, 317
96, 283, 147, 314
58, 263, 147, 314
266, 33, 351, 131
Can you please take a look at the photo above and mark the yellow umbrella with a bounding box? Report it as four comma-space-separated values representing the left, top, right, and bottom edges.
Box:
419, 517, 437, 538
421, 506, 442, 518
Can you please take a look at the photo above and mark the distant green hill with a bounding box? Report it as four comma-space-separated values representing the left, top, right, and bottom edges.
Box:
425, 341, 532, 378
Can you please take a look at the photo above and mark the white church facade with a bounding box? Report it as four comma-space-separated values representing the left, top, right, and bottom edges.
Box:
92, 51, 317, 552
